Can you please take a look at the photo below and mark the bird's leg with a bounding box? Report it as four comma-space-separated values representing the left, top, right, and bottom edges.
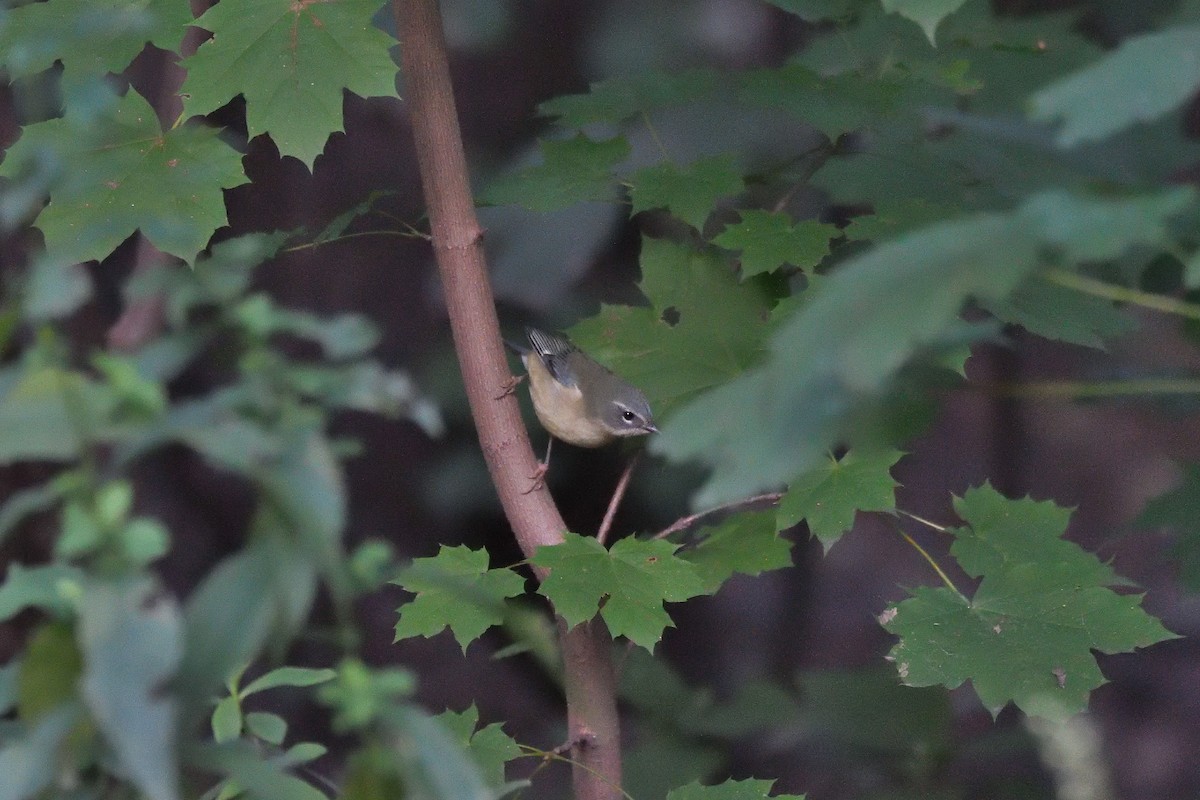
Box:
523, 437, 553, 494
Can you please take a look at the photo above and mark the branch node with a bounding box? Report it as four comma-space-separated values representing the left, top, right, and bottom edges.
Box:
495, 373, 525, 400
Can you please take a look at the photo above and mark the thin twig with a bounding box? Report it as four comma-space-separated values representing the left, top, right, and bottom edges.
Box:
987, 378, 1200, 399
1043, 268, 1200, 322
596, 453, 640, 547
652, 492, 783, 540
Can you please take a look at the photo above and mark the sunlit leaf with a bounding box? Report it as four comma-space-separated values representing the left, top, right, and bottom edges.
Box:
182, 0, 400, 168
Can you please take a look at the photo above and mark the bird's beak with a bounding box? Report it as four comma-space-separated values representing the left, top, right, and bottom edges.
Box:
644, 423, 659, 434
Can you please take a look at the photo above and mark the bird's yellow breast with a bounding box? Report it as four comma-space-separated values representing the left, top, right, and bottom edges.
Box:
524, 353, 614, 447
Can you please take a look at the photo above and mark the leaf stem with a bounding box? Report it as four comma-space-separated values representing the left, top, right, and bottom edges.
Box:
988, 378, 1200, 399
1043, 268, 1200, 322
891, 517, 963, 598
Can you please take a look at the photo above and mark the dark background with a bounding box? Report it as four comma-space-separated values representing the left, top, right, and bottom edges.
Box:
2, 1, 1198, 798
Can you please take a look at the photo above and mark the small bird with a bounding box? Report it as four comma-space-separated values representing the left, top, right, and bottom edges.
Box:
510, 327, 657, 476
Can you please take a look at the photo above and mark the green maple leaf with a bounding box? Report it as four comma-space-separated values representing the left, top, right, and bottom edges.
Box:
777, 450, 903, 550
1031, 26, 1200, 147
539, 69, 720, 127
738, 63, 904, 139
531, 532, 707, 650
393, 546, 527, 653
881, 0, 969, 44
435, 706, 521, 788
570, 237, 775, 419
1134, 463, 1200, 591
679, 511, 793, 592
0, 89, 246, 266
883, 484, 1176, 719
668, 779, 804, 800
653, 188, 1195, 507
979, 279, 1136, 349
629, 155, 743, 231
181, 0, 400, 168
0, 0, 192, 87
712, 209, 837, 278
764, 0, 855, 21
479, 134, 630, 210
845, 199, 962, 242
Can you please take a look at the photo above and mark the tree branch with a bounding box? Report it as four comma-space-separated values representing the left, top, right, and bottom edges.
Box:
392, 2, 621, 797
652, 493, 784, 540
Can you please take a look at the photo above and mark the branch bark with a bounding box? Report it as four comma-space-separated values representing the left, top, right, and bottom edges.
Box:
392, 2, 621, 797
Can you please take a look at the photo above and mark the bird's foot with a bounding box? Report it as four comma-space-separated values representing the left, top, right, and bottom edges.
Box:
522, 461, 549, 494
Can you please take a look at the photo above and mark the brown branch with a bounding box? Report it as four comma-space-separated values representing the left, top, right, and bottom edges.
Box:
596, 453, 639, 547
393, 2, 621, 797
652, 492, 784, 540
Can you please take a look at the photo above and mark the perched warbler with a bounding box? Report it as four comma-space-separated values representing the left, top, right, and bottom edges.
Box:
512, 328, 657, 453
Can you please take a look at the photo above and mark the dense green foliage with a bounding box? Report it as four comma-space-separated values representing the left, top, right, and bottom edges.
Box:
1, 0, 1199, 798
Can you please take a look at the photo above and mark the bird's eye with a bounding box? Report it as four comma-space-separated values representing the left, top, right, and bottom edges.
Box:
621, 410, 637, 422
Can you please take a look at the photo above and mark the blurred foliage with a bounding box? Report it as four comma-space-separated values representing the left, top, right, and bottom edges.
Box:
2, 0, 1200, 798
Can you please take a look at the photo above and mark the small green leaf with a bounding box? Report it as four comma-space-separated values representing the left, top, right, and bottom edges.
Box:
0, 0, 192, 86
0, 705, 82, 800
393, 545, 527, 652
0, 368, 101, 464
845, 199, 961, 242
1031, 26, 1200, 147
242, 667, 338, 698
880, 0, 969, 44
0, 563, 85, 623
538, 69, 720, 126
739, 63, 903, 139
629, 155, 743, 231
435, 706, 521, 788
0, 661, 17, 715
381, 707, 492, 800
654, 188, 1197, 506
949, 484, 1122, 586
211, 695, 243, 744
17, 623, 83, 721
0, 480, 65, 549
182, 0, 400, 168
120, 518, 171, 566
712, 210, 837, 277
668, 778, 805, 800
977, 278, 1136, 349
763, 0, 854, 21
479, 135, 630, 211
778, 450, 903, 550
571, 238, 774, 419
57, 502, 103, 558
532, 532, 707, 650
679, 511, 793, 592
94, 481, 133, 529
1133, 463, 1200, 590
278, 742, 327, 767
245, 712, 287, 746
883, 485, 1177, 719
78, 577, 184, 800
189, 742, 328, 800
